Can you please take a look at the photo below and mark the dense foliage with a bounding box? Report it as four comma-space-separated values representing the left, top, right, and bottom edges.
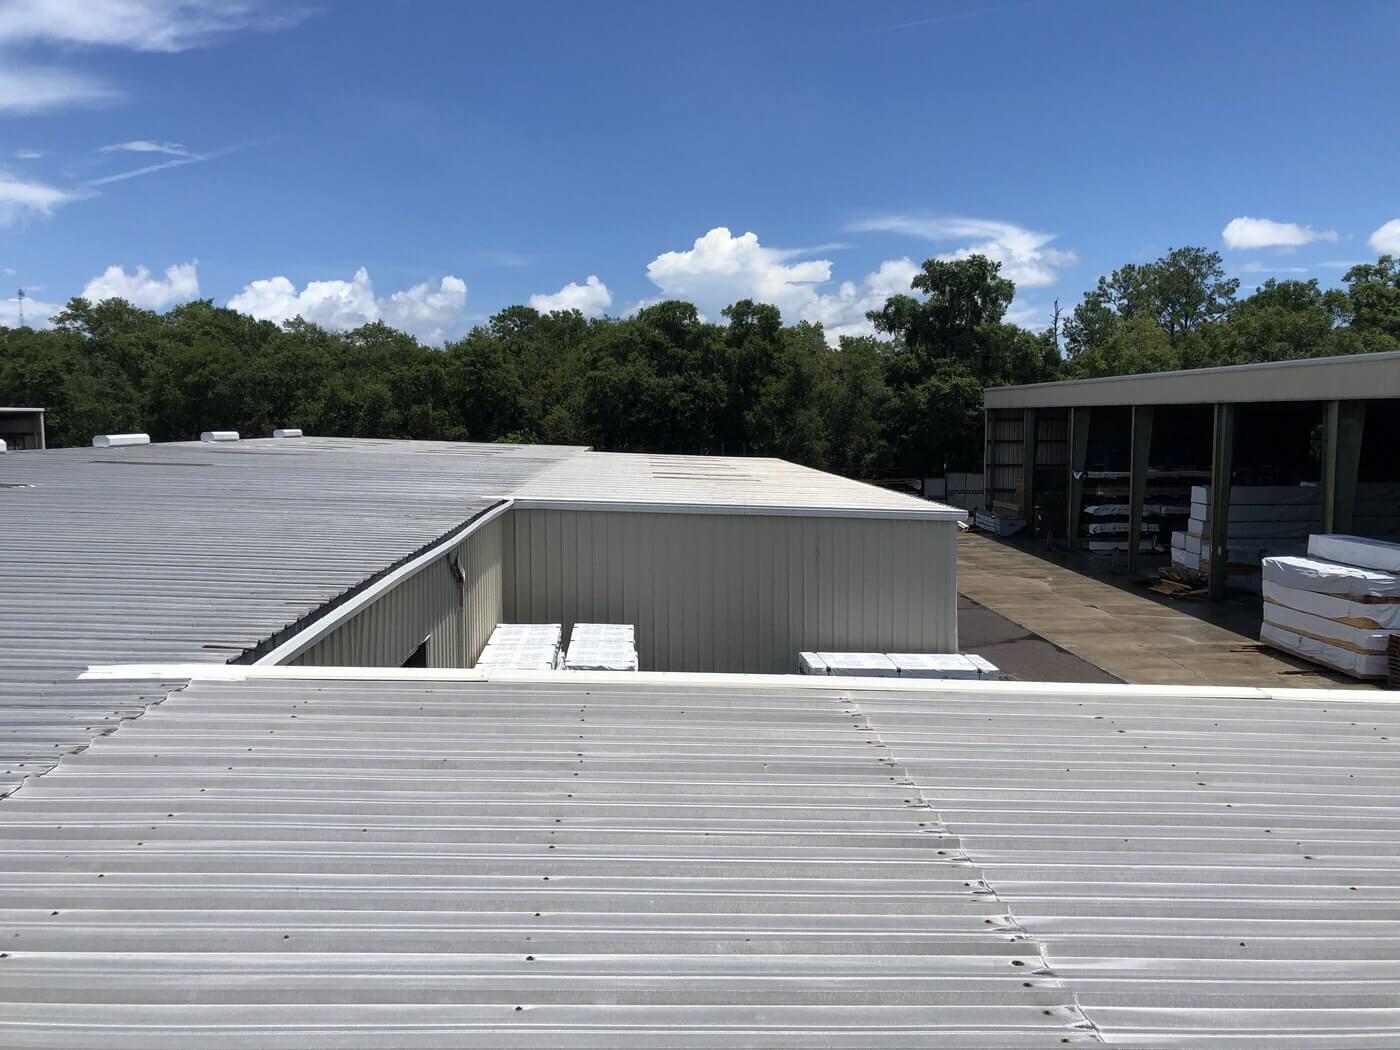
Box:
4, 251, 1397, 475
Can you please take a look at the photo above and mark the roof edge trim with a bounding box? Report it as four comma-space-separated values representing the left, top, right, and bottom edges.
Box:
79, 663, 1393, 704
512, 497, 966, 522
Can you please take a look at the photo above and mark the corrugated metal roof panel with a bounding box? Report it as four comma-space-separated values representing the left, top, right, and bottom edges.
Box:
0, 439, 585, 790
0, 676, 1095, 1047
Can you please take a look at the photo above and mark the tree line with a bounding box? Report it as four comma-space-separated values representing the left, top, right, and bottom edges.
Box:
3, 249, 1397, 476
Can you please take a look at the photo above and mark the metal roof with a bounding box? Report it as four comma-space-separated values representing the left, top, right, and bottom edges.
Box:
0, 438, 958, 793
0, 667, 1395, 1046
984, 350, 1400, 409
510, 451, 966, 521
0, 438, 582, 793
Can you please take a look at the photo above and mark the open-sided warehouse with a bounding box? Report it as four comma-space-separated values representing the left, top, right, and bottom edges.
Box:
983, 351, 1400, 599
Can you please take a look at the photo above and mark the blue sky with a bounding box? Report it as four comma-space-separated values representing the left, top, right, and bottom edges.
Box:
3, 0, 1398, 342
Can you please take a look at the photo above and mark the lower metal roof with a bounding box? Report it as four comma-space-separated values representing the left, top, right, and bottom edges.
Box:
0, 668, 1396, 1046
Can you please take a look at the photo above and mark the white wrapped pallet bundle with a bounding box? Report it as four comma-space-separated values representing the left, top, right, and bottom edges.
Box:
1263, 555, 1400, 599
888, 653, 979, 679
1308, 534, 1400, 574
1264, 582, 1400, 629
1262, 601, 1392, 656
563, 623, 638, 672
797, 652, 828, 675
476, 623, 563, 672
1260, 622, 1389, 679
817, 653, 898, 677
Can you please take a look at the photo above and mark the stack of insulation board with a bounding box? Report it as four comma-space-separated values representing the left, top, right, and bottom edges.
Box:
563, 623, 638, 672
799, 652, 1001, 680
1261, 535, 1400, 679
1173, 483, 1400, 590
973, 507, 1024, 538
475, 623, 562, 671
1171, 484, 1315, 589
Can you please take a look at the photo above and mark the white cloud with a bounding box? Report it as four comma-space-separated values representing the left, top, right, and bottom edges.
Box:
0, 0, 307, 52
847, 215, 1076, 288
81, 260, 199, 309
1221, 216, 1338, 250
646, 227, 832, 320
0, 64, 118, 113
1368, 219, 1400, 256
14, 149, 43, 159
799, 257, 920, 342
642, 228, 930, 345
380, 275, 468, 345
228, 267, 469, 344
0, 171, 87, 224
99, 139, 189, 156
0, 287, 60, 328
1238, 261, 1309, 274
529, 274, 612, 317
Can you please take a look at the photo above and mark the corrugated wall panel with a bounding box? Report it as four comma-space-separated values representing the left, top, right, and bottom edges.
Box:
462, 516, 504, 666
503, 509, 956, 673
293, 518, 506, 669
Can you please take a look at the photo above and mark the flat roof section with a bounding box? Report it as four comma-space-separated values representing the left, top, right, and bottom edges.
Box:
511, 450, 966, 520
985, 350, 1400, 409
0, 667, 1395, 1046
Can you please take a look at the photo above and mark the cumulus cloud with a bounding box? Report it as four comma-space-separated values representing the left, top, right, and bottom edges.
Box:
81, 260, 199, 309
641, 227, 931, 345
529, 274, 612, 317
0, 0, 309, 52
646, 227, 832, 320
799, 257, 920, 342
381, 275, 468, 344
1221, 216, 1338, 250
1368, 219, 1400, 256
0, 171, 88, 224
0, 64, 118, 113
847, 215, 1076, 288
228, 267, 468, 344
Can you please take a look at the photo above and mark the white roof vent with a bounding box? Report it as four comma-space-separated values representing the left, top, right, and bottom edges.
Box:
200, 431, 240, 443
272, 428, 304, 439
92, 433, 151, 448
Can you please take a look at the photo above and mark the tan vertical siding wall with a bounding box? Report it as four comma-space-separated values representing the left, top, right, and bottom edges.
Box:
502, 509, 956, 673
292, 515, 506, 668
462, 515, 504, 666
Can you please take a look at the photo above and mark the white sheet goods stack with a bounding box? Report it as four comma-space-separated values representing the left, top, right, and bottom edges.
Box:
475, 624, 562, 671
799, 652, 1001, 680
1173, 483, 1400, 591
1260, 535, 1400, 679
563, 623, 639, 672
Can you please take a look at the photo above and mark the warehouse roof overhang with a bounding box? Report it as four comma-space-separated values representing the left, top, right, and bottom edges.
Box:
985, 350, 1400, 410
1, 664, 1395, 1047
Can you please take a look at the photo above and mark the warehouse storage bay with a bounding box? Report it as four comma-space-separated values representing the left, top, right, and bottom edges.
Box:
982, 350, 1400, 599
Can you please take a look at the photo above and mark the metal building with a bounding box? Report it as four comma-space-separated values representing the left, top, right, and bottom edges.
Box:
983, 350, 1400, 598
0, 407, 45, 451
0, 437, 962, 785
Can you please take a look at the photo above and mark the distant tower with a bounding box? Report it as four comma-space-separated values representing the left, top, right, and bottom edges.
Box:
15, 287, 24, 327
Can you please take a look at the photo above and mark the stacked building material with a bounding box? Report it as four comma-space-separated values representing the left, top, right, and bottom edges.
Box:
1172, 484, 1400, 590
1261, 535, 1400, 679
799, 652, 1001, 680
973, 507, 1024, 537
1077, 468, 1205, 553
562, 623, 639, 672
475, 623, 563, 671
